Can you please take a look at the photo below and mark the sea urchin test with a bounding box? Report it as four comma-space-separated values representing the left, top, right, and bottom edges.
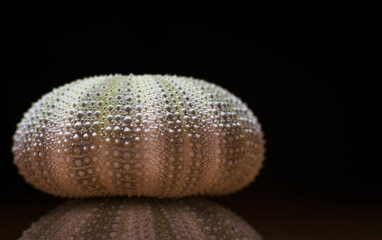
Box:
13, 74, 265, 197
19, 197, 262, 240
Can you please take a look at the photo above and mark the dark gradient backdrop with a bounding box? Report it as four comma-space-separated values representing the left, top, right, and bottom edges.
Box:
2, 2, 381, 240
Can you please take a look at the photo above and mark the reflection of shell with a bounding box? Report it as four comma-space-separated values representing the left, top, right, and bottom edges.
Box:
19, 197, 262, 240
13, 74, 265, 198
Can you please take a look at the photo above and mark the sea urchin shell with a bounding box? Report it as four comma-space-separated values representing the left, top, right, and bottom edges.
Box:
13, 74, 265, 198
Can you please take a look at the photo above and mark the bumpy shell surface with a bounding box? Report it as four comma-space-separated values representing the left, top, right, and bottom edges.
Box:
19, 197, 262, 240
13, 74, 265, 197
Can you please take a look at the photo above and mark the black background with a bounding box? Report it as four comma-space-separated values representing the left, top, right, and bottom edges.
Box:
2, 2, 381, 240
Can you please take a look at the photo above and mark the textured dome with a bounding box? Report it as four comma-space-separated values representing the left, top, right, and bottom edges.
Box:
19, 197, 262, 240
13, 74, 265, 197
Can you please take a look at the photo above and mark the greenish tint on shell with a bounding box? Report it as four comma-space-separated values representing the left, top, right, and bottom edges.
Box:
13, 74, 265, 198
19, 198, 262, 240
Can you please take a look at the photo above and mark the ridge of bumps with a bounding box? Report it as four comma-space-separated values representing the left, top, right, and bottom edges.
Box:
13, 74, 265, 198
